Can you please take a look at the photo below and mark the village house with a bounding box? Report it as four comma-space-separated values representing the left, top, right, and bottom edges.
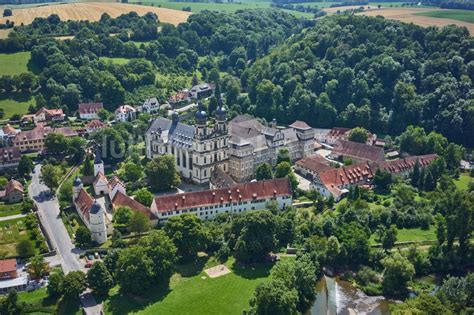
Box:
0, 124, 20, 147
150, 178, 292, 222
0, 179, 24, 203
312, 154, 438, 200
0, 147, 21, 171
189, 83, 215, 99
294, 154, 334, 180
115, 105, 137, 122
0, 259, 17, 280
13, 125, 78, 152
139, 97, 160, 113
78, 103, 103, 120
168, 90, 190, 108
22, 107, 65, 125
86, 120, 106, 133
329, 140, 385, 164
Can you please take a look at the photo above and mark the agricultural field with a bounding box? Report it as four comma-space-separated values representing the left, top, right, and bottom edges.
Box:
415, 9, 474, 24
0, 217, 28, 257
0, 2, 191, 26
0, 51, 32, 76
104, 256, 275, 315
129, 0, 272, 13
0, 92, 35, 119
356, 7, 474, 34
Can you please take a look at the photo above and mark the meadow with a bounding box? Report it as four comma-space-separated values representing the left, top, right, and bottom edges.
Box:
0, 92, 35, 119
0, 51, 32, 76
104, 256, 275, 315
0, 217, 28, 257
415, 9, 474, 24
454, 172, 472, 191
369, 226, 436, 246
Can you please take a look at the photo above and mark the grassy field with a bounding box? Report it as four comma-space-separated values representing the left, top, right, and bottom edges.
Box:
130, 0, 272, 13
99, 56, 131, 65
454, 173, 472, 191
104, 256, 275, 315
415, 9, 474, 23
0, 52, 32, 76
0, 203, 22, 217
370, 226, 436, 246
0, 92, 35, 119
15, 286, 82, 314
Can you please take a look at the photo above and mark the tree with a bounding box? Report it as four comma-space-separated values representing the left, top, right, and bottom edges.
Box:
380, 225, 397, 251
294, 254, 318, 311
44, 133, 68, 154
97, 109, 111, 121
18, 155, 34, 178
231, 210, 277, 263
91, 128, 126, 163
116, 246, 154, 294
112, 207, 132, 226
381, 252, 415, 296
164, 214, 205, 261
250, 279, 298, 315
16, 239, 35, 258
3, 9, 12, 17
27, 255, 48, 280
348, 127, 370, 143
326, 236, 341, 265
66, 136, 86, 164
129, 211, 150, 235
437, 274, 473, 313
121, 161, 143, 182
434, 213, 446, 246
275, 162, 291, 178
82, 155, 94, 176
276, 148, 291, 164
47, 271, 64, 298
63, 271, 86, 300
0, 290, 21, 315
75, 226, 91, 248
87, 261, 114, 296
134, 188, 153, 207
139, 230, 177, 282
411, 159, 420, 187
423, 170, 435, 191
256, 162, 273, 180
40, 164, 62, 193
373, 169, 392, 193
145, 155, 180, 191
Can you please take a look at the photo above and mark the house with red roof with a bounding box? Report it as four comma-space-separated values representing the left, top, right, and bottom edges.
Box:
150, 178, 292, 222
23, 107, 65, 125
0, 259, 17, 280
329, 140, 385, 164
0, 179, 24, 203
86, 120, 106, 133
115, 105, 136, 122
78, 103, 103, 120
294, 154, 334, 180
13, 125, 78, 152
112, 191, 158, 225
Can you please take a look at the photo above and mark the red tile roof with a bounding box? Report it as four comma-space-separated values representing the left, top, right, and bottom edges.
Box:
0, 259, 16, 273
93, 172, 108, 187
79, 103, 103, 115
296, 155, 333, 174
152, 178, 291, 213
289, 120, 312, 130
5, 179, 23, 196
75, 188, 93, 223
332, 140, 385, 163
115, 105, 135, 114
329, 127, 351, 137
86, 120, 106, 130
378, 154, 437, 174
13, 126, 78, 143
112, 191, 157, 220
36, 107, 64, 117
2, 124, 17, 135
319, 162, 375, 188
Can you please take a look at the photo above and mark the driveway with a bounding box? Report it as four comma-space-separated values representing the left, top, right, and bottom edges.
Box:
29, 164, 83, 273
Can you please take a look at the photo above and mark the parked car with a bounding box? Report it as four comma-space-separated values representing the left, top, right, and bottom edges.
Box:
94, 252, 99, 259
85, 262, 93, 268
88, 255, 94, 260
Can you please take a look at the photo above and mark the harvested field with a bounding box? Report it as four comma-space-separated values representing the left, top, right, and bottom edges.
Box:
356, 8, 474, 34
0, 2, 191, 26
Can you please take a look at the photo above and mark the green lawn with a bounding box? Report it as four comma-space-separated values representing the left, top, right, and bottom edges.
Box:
370, 226, 436, 246
104, 256, 274, 315
454, 173, 472, 191
0, 202, 22, 217
0, 52, 32, 76
99, 57, 131, 65
415, 9, 474, 23
0, 217, 28, 256
0, 92, 35, 119
130, 0, 272, 13
16, 287, 82, 314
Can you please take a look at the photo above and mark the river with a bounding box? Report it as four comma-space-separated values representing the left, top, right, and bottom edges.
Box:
308, 276, 393, 315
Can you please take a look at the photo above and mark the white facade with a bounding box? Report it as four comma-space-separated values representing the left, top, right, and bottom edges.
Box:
93, 174, 109, 196
115, 105, 137, 122
152, 195, 292, 222
89, 202, 107, 244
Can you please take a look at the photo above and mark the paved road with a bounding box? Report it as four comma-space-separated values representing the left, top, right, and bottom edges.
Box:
28, 164, 83, 273
0, 213, 27, 221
